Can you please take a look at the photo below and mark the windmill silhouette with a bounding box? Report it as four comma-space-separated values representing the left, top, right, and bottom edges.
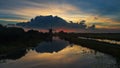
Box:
47, 22, 54, 42
48, 22, 53, 35
48, 22, 56, 34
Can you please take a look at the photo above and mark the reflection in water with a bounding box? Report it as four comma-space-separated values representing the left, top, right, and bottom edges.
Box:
0, 37, 119, 68
34, 37, 69, 53
79, 37, 120, 45
0, 49, 27, 63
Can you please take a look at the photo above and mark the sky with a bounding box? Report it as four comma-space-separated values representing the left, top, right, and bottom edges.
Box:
0, 0, 120, 29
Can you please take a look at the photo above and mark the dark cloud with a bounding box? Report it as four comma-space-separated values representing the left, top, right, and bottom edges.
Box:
16, 15, 91, 30
0, 20, 17, 25
0, 0, 33, 10
1, 0, 120, 16
68, 0, 120, 16
62, 0, 120, 23
0, 13, 28, 20
92, 22, 120, 27
0, 0, 120, 27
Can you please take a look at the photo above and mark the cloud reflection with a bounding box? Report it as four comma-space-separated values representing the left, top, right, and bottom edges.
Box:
0, 45, 117, 68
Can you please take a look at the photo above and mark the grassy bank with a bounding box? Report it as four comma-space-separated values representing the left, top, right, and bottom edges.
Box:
58, 33, 120, 58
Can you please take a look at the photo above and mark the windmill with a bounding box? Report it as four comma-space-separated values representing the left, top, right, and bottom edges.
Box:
48, 22, 56, 34
48, 22, 53, 34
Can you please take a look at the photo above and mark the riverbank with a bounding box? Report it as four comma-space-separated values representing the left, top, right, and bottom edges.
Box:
58, 33, 120, 58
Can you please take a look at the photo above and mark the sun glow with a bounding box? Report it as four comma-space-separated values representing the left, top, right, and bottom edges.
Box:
0, 1, 120, 29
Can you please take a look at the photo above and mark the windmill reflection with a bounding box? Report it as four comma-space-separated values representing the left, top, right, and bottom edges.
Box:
34, 37, 69, 53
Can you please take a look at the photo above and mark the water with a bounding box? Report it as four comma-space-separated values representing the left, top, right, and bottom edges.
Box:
79, 37, 120, 45
0, 37, 120, 68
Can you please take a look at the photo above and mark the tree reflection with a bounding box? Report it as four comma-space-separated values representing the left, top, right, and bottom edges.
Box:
0, 49, 27, 63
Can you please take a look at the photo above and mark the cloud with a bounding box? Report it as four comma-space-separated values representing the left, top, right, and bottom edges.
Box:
16, 15, 91, 32
0, 18, 28, 22
67, 0, 120, 22
0, 0, 84, 22
1, 0, 120, 18
91, 22, 120, 29
0, 0, 120, 29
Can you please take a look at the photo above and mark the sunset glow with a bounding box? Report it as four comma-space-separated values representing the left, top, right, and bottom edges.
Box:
0, 0, 120, 30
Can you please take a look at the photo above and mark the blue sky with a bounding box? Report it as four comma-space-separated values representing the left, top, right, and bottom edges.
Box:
0, 0, 120, 29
